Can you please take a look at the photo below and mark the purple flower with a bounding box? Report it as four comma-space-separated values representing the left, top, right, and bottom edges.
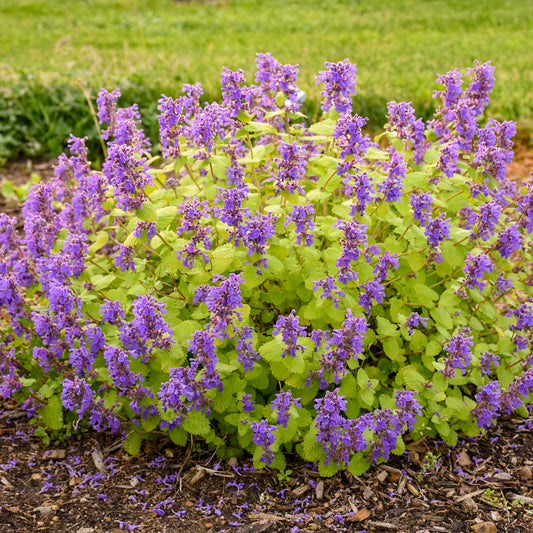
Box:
120, 295, 174, 358
102, 144, 153, 211
272, 390, 302, 428
463, 253, 494, 292
62, 376, 94, 417
241, 393, 255, 413
472, 200, 501, 241
103, 346, 141, 390
494, 224, 522, 259
251, 419, 277, 465
372, 251, 399, 282
464, 60, 495, 116
194, 273, 244, 339
358, 280, 385, 313
272, 141, 307, 195
215, 184, 249, 227
286, 204, 315, 246
441, 327, 474, 377
424, 214, 451, 248
411, 192, 433, 227
334, 219, 368, 284
405, 312, 429, 335
379, 147, 406, 202
233, 211, 277, 272
436, 140, 460, 178
236, 325, 259, 372
176, 198, 212, 268
133, 221, 156, 240
273, 310, 307, 358
473, 381, 501, 428
316, 59, 357, 113
114, 244, 136, 272
343, 169, 375, 216
386, 101, 426, 163
312, 276, 345, 308
189, 328, 221, 391
334, 113, 370, 160
395, 389, 422, 430
479, 352, 500, 376
97, 88, 121, 125
221, 67, 248, 118
100, 300, 125, 325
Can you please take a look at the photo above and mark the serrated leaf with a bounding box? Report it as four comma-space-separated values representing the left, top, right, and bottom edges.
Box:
377, 316, 399, 337
156, 206, 177, 230
39, 395, 63, 430
124, 431, 142, 456
169, 427, 188, 447
88, 231, 109, 253
307, 120, 335, 136
402, 365, 426, 389
414, 283, 438, 305
382, 337, 405, 363
348, 453, 371, 476
211, 244, 234, 273
124, 232, 142, 247
182, 410, 211, 436
136, 202, 158, 222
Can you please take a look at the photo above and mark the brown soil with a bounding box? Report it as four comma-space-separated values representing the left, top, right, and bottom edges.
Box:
1, 404, 533, 533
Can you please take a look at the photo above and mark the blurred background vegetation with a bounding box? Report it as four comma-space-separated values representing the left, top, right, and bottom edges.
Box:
1, 0, 532, 163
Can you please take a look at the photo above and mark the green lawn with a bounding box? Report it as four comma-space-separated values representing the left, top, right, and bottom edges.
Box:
1, 0, 532, 160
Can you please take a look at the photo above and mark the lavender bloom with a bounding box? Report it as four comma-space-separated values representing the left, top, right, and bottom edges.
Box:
433, 68, 463, 111
343, 170, 375, 216
441, 327, 474, 377
236, 325, 259, 372
133, 221, 156, 240
493, 273, 513, 296
251, 419, 276, 465
241, 393, 255, 413
334, 219, 368, 284
316, 59, 357, 113
424, 214, 451, 248
395, 390, 422, 430
194, 273, 244, 339
97, 88, 120, 125
472, 200, 501, 241
0, 352, 22, 400
215, 185, 249, 227
463, 253, 494, 291
100, 300, 124, 324
158, 366, 210, 424
517, 182, 533, 233
405, 312, 429, 335
464, 60, 495, 116
334, 113, 370, 161
479, 352, 500, 376
312, 276, 346, 308
273, 310, 307, 358
373, 251, 399, 282
234, 211, 277, 272
494, 224, 522, 259
107, 104, 150, 150
379, 148, 406, 202
120, 295, 174, 358
176, 198, 212, 268
157, 84, 203, 158
312, 309, 368, 385
103, 346, 141, 390
472, 381, 501, 428
221, 67, 248, 118
254, 53, 300, 112
273, 141, 307, 195
102, 143, 153, 211
474, 119, 516, 181
386, 101, 426, 163
189, 329, 221, 391
358, 280, 385, 313
410, 192, 433, 227
114, 244, 136, 272
272, 390, 302, 428
286, 204, 315, 246
436, 140, 460, 178
61, 376, 94, 417
0, 214, 18, 254
189, 102, 232, 154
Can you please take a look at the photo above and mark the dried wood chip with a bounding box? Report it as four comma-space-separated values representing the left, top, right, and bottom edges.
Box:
315, 480, 324, 500
91, 449, 106, 473
291, 484, 310, 497
457, 451, 473, 467
506, 493, 533, 505
470, 522, 497, 533
346, 507, 370, 522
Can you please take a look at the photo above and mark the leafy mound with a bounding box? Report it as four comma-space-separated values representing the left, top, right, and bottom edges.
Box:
1, 54, 532, 476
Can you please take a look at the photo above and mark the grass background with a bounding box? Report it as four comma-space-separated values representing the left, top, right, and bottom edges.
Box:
1, 0, 532, 162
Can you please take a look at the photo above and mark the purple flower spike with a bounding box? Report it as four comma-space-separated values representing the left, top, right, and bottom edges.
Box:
316, 59, 357, 113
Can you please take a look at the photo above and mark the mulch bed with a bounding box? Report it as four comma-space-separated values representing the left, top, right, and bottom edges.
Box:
1, 404, 533, 533
1, 142, 533, 533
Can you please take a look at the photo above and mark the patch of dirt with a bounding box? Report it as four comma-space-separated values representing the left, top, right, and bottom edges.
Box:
1, 405, 533, 533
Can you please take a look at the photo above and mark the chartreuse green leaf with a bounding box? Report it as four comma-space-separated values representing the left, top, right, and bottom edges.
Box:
124, 431, 142, 456
182, 410, 211, 436
39, 395, 63, 430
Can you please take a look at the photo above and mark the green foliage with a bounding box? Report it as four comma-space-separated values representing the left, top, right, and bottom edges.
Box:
2, 56, 533, 478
